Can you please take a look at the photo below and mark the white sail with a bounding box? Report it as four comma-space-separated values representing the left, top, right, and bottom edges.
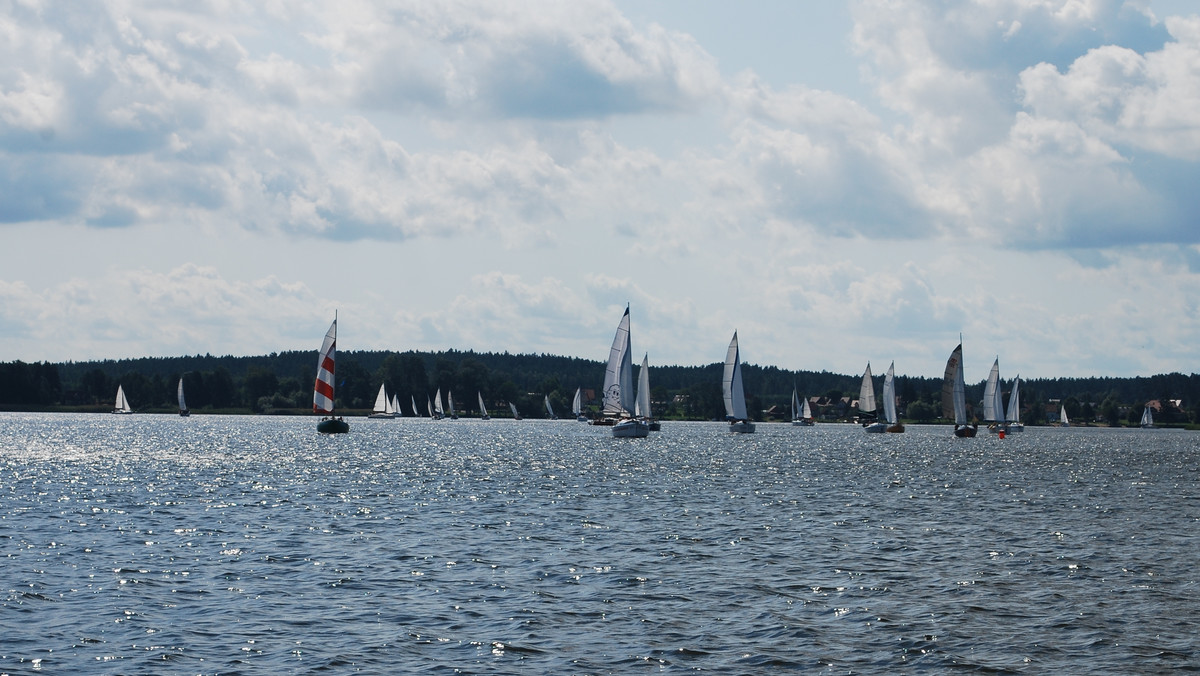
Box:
313, 318, 337, 414
858, 363, 876, 415
982, 359, 1002, 422
602, 305, 635, 416
426, 396, 433, 417
1005, 376, 1021, 423
177, 378, 187, 412
390, 395, 400, 416
941, 344, 969, 425
572, 388, 582, 416
1141, 404, 1154, 427
509, 402, 521, 419
372, 384, 389, 414
114, 385, 132, 414
791, 388, 800, 420
411, 395, 420, 417
635, 354, 651, 418
722, 332, 748, 420
1060, 405, 1069, 425
433, 389, 444, 417
478, 392, 489, 418
448, 391, 457, 418
882, 362, 898, 425
801, 397, 812, 420
544, 395, 556, 419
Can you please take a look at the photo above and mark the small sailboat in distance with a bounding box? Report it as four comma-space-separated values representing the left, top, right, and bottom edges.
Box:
314, 316, 349, 434
791, 386, 813, 426
1141, 403, 1155, 428
509, 401, 522, 420
478, 392, 490, 420
113, 384, 133, 414
177, 378, 189, 417
723, 332, 755, 433
604, 305, 649, 438
883, 361, 904, 433
1006, 375, 1024, 432
860, 363, 885, 433
545, 395, 557, 420
943, 342, 977, 437
1059, 404, 1070, 427
369, 383, 396, 418
573, 387, 588, 422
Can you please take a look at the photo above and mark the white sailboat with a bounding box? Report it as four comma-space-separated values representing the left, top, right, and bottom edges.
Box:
177, 378, 189, 417
983, 358, 1005, 433
544, 395, 557, 420
369, 384, 396, 418
603, 305, 649, 438
508, 401, 522, 420
942, 342, 977, 437
478, 392, 490, 420
448, 391, 458, 420
883, 361, 904, 433
1059, 404, 1070, 427
1140, 403, 1155, 428
433, 389, 445, 419
113, 384, 133, 414
1005, 376, 1024, 432
791, 387, 813, 426
391, 395, 402, 417
723, 332, 755, 433
411, 395, 420, 417
314, 316, 348, 433
572, 387, 588, 422
859, 363, 885, 433
634, 353, 660, 431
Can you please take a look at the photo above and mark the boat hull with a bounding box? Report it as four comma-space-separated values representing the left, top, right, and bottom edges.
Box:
179, 410, 190, 417
792, 419, 813, 426
954, 424, 978, 438
317, 418, 350, 434
612, 419, 650, 438
367, 413, 396, 419
886, 423, 905, 433
729, 420, 756, 434
864, 422, 887, 433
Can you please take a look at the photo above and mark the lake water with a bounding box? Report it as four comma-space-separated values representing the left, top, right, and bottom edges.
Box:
1, 413, 1198, 674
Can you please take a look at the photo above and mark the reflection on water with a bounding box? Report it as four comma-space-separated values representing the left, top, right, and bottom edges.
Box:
1, 413, 1198, 672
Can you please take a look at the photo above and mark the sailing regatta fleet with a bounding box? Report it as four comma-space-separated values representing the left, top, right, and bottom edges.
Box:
104, 312, 1157, 436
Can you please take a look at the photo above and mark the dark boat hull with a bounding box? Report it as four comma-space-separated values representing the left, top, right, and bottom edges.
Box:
317, 418, 350, 434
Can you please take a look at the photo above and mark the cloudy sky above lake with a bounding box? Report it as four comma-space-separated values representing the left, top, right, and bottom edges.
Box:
2, 0, 1198, 380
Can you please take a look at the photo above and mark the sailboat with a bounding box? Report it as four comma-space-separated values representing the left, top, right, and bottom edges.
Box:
1005, 376, 1024, 432
177, 378, 189, 417
433, 389, 445, 419
369, 384, 397, 418
113, 384, 133, 414
859, 363, 885, 433
508, 401, 522, 421
1140, 403, 1155, 428
635, 353, 660, 431
391, 394, 402, 417
544, 395, 557, 420
572, 387, 588, 422
942, 343, 977, 437
1059, 404, 1070, 427
448, 391, 458, 420
983, 359, 1005, 433
411, 395, 420, 417
723, 331, 756, 433
792, 387, 813, 426
883, 361, 904, 433
314, 316, 349, 433
603, 305, 649, 438
478, 392, 490, 420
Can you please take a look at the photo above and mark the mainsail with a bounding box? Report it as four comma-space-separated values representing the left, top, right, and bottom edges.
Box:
882, 361, 898, 425
982, 359, 1002, 422
723, 332, 748, 420
858, 363, 876, 416
942, 344, 968, 424
635, 353, 651, 418
313, 318, 337, 414
602, 305, 635, 416
177, 378, 187, 413
1006, 376, 1021, 423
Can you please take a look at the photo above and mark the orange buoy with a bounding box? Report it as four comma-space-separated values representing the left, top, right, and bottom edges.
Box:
998, 430, 1006, 439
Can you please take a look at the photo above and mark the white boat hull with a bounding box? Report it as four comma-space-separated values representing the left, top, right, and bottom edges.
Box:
612, 419, 650, 438
729, 420, 756, 434
864, 422, 887, 433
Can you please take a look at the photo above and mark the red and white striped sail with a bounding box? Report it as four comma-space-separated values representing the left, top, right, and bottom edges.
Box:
313, 318, 337, 414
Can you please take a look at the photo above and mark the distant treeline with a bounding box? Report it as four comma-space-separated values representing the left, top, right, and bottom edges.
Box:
2, 353, 1198, 425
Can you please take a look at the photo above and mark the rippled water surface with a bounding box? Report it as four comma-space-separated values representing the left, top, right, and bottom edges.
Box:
1, 413, 1198, 673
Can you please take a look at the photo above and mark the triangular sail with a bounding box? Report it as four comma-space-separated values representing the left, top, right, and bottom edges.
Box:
1060, 405, 1069, 424
478, 392, 489, 417
723, 332, 748, 420
635, 354, 651, 418
572, 388, 582, 416
434, 389, 444, 417
1141, 404, 1153, 427
313, 319, 337, 414
373, 384, 389, 414
791, 387, 800, 420
602, 305, 635, 416
858, 363, 876, 415
1005, 376, 1021, 423
115, 385, 132, 413
448, 391, 456, 418
882, 362, 898, 425
801, 397, 812, 420
942, 344, 967, 425
982, 359, 1001, 422
411, 395, 420, 417
509, 402, 520, 418
177, 378, 187, 412
545, 395, 556, 419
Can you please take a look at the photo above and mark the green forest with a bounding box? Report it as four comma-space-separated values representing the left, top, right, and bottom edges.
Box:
2, 351, 1198, 427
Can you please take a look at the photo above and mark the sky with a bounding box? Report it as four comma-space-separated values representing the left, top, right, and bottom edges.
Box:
2, 0, 1199, 381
